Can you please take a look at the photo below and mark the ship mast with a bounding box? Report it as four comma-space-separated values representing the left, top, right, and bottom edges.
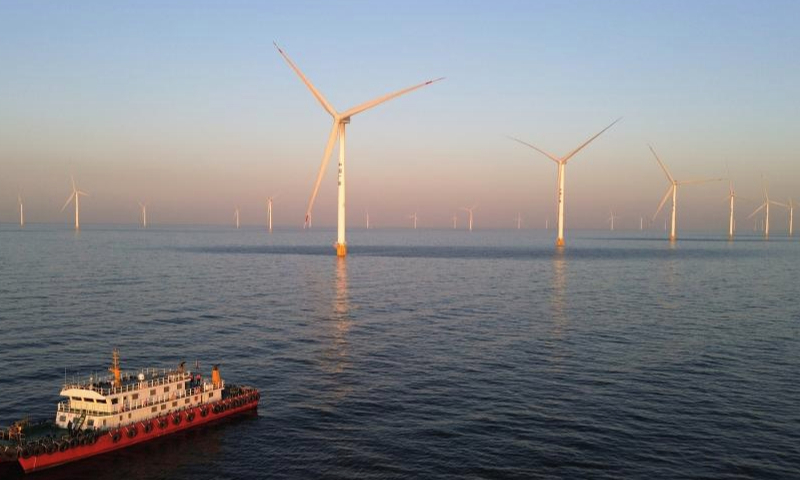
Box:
109, 349, 121, 388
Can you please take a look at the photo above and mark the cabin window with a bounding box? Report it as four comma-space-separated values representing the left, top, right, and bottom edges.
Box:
87, 419, 95, 426
119, 415, 123, 421
164, 386, 170, 392
185, 399, 190, 404
128, 413, 132, 419
209, 392, 214, 398
59, 415, 66, 422
111, 398, 119, 405
132, 393, 139, 400
71, 396, 81, 401
103, 420, 107, 426
161, 404, 166, 410
151, 407, 157, 413
84, 398, 94, 402
150, 389, 156, 396
172, 401, 177, 407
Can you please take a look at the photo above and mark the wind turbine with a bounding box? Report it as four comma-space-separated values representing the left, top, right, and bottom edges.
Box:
787, 199, 795, 236
61, 176, 89, 230
748, 176, 782, 239
510, 118, 621, 247
275, 43, 443, 257
138, 202, 147, 228
649, 144, 722, 241
639, 216, 643, 231
515, 212, 522, 230
234, 207, 240, 229
18, 194, 24, 228
365, 209, 370, 230
452, 214, 458, 230
461, 206, 476, 231
724, 170, 750, 239
607, 210, 619, 231
408, 212, 418, 229
267, 195, 278, 233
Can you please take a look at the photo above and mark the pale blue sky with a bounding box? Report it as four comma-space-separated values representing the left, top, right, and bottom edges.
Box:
1, 1, 798, 229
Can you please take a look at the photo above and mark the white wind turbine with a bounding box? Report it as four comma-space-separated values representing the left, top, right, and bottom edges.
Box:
61, 176, 89, 230
649, 144, 722, 241
234, 207, 240, 229
724, 170, 749, 239
452, 214, 458, 229
408, 212, 418, 229
365, 209, 370, 230
787, 199, 795, 236
607, 210, 619, 231
138, 202, 147, 228
515, 212, 522, 230
461, 206, 476, 231
266, 195, 279, 233
275, 43, 443, 257
18, 194, 24, 228
510, 118, 621, 247
747, 176, 784, 239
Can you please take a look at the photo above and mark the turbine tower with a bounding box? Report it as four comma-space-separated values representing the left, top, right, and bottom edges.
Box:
61, 176, 89, 230
267, 195, 278, 233
275, 43, 443, 257
461, 206, 476, 231
408, 212, 418, 229
515, 212, 522, 230
724, 171, 749, 239
18, 194, 24, 228
649, 144, 721, 241
510, 118, 621, 247
452, 214, 458, 229
607, 210, 619, 231
365, 209, 370, 230
748, 176, 782, 239
138, 202, 147, 228
234, 207, 240, 229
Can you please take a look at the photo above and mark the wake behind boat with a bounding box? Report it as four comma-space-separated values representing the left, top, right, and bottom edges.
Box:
0, 350, 261, 474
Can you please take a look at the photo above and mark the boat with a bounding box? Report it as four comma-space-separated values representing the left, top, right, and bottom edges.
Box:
0, 350, 261, 474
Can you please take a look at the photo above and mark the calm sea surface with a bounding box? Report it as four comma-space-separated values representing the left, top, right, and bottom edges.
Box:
0, 225, 798, 479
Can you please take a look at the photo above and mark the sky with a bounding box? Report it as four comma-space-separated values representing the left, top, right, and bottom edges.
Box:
1, 0, 798, 230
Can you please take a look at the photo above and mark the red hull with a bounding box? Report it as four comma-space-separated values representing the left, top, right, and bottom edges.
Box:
16, 389, 260, 473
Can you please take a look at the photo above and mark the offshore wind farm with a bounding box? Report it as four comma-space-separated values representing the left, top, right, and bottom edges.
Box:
1, 2, 799, 480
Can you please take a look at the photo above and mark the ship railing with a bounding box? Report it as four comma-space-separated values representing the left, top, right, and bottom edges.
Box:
61, 369, 193, 397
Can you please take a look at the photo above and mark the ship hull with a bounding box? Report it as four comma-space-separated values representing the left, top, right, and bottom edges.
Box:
16, 389, 260, 473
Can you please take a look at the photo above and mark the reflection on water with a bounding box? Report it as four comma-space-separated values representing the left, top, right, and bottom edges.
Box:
551, 251, 567, 332
320, 259, 352, 403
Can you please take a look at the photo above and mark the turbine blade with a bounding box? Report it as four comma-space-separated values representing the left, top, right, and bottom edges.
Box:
78, 191, 90, 196
61, 192, 75, 212
652, 186, 673, 220
508, 136, 560, 163
304, 122, 340, 227
341, 77, 444, 119
747, 203, 766, 219
562, 117, 622, 163
677, 178, 723, 185
648, 144, 675, 182
770, 200, 788, 208
274, 42, 337, 117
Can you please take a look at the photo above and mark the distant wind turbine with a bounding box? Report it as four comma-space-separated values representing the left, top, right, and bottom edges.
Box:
18, 194, 24, 228
365, 209, 370, 230
234, 207, 240, 229
515, 212, 522, 230
510, 118, 621, 247
649, 144, 722, 241
461, 206, 476, 231
748, 176, 782, 239
452, 214, 458, 230
267, 195, 278, 233
607, 210, 619, 231
724, 168, 749, 239
275, 43, 443, 257
61, 176, 89, 230
408, 212, 418, 229
639, 216, 643, 231
138, 202, 147, 228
